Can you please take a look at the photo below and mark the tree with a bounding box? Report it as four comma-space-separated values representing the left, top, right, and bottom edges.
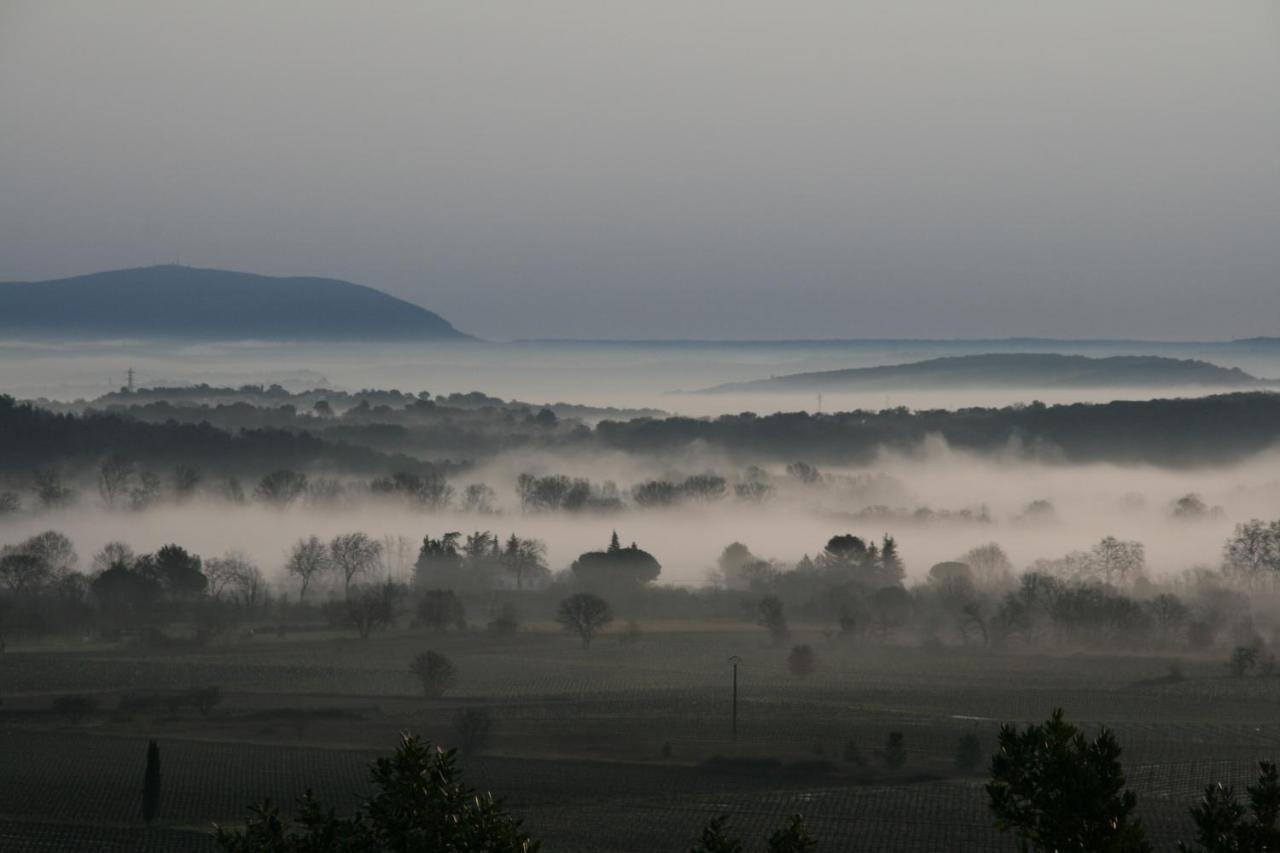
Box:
214, 553, 266, 611
690, 815, 814, 853
330, 533, 382, 598
757, 596, 790, 646
988, 708, 1152, 853
343, 582, 399, 639
1180, 762, 1280, 852
255, 470, 308, 507
143, 544, 207, 599
215, 734, 540, 852
172, 465, 201, 500
462, 483, 495, 513
767, 815, 817, 853
142, 740, 161, 825
555, 593, 613, 648
570, 535, 661, 589
871, 586, 913, 640
453, 707, 494, 755
501, 535, 548, 591
691, 815, 744, 853
0, 551, 50, 596
1090, 536, 1146, 586
32, 468, 74, 508
92, 541, 135, 573
285, 536, 330, 602
878, 732, 907, 771
963, 542, 1015, 589
409, 650, 458, 698
787, 644, 816, 677
417, 589, 467, 632
955, 732, 983, 774
1223, 520, 1280, 587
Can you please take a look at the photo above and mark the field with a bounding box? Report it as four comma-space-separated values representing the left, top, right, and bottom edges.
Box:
3, 621, 1279, 851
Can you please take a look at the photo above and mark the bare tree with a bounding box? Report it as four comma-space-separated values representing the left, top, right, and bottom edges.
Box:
408, 650, 458, 698
92, 541, 135, 573
330, 533, 382, 598
255, 470, 308, 507
97, 456, 135, 508
1223, 519, 1280, 587
207, 551, 264, 608
962, 542, 1015, 589
285, 536, 330, 602
1090, 536, 1146, 586
555, 593, 613, 648
32, 469, 73, 509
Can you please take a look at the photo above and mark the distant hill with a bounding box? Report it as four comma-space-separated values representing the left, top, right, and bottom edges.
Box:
700, 353, 1268, 393
0, 265, 470, 340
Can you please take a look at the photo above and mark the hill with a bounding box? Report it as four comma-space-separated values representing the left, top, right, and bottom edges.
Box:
0, 265, 470, 340
699, 353, 1266, 393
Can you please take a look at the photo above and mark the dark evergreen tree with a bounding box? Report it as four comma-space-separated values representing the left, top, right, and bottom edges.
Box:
142, 740, 161, 825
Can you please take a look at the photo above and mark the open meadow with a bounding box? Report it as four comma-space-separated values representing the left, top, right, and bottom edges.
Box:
4, 617, 1280, 851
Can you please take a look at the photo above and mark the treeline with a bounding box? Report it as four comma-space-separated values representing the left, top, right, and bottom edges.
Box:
596, 392, 1280, 465
0, 395, 450, 477
721, 519, 1280, 659
13, 389, 1280, 473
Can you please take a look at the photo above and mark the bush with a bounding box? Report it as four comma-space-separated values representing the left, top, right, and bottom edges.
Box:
955, 732, 983, 774
409, 650, 458, 699
453, 707, 494, 755
788, 644, 816, 677
487, 605, 519, 635
215, 734, 538, 852
878, 732, 906, 771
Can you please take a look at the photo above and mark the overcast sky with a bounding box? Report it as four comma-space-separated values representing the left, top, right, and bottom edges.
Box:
2, 2, 1278, 341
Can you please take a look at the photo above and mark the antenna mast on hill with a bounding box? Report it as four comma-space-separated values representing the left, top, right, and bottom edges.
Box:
126, 368, 135, 392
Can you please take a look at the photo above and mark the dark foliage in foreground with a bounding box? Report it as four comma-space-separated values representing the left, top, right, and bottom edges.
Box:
215, 734, 540, 853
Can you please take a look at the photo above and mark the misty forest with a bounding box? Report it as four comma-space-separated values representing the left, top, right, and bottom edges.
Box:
6, 3, 1280, 852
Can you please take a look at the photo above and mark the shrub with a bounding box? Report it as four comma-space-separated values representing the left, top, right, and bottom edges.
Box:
409, 650, 458, 698
788, 644, 816, 677
215, 734, 538, 852
955, 732, 983, 774
487, 605, 519, 635
453, 707, 494, 755
878, 732, 906, 771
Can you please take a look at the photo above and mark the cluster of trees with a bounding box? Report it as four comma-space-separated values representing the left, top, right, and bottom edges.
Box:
413, 532, 550, 592
717, 520, 1280, 656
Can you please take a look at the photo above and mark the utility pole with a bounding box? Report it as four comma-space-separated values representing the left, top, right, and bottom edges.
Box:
728, 655, 742, 742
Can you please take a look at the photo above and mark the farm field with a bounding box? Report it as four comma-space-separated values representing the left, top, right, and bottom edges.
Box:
2, 623, 1277, 851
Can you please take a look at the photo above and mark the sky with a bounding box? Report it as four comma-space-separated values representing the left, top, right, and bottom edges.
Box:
2, 2, 1278, 342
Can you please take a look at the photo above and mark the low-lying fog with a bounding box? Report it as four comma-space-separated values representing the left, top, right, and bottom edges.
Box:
4, 442, 1277, 590
4, 338, 1279, 416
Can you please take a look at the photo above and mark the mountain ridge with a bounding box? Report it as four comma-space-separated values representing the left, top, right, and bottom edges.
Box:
698, 353, 1270, 393
0, 265, 470, 341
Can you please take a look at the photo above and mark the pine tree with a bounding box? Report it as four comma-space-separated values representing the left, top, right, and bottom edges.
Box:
608, 531, 621, 552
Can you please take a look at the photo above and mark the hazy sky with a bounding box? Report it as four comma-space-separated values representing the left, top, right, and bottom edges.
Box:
2, 2, 1278, 341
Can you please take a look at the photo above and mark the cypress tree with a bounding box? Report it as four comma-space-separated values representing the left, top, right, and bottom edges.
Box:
142, 740, 161, 825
